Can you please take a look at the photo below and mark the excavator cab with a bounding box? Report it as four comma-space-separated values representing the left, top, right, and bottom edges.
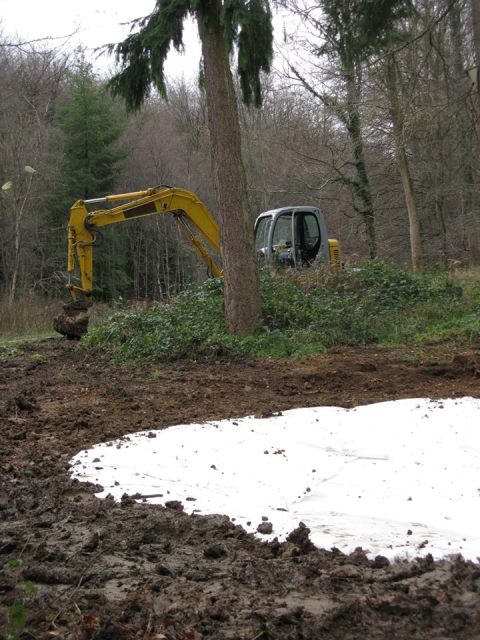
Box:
254, 207, 335, 268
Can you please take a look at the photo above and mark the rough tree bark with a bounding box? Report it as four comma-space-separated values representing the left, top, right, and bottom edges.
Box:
200, 4, 262, 335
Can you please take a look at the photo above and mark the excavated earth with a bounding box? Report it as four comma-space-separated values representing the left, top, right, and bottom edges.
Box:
1, 337, 480, 639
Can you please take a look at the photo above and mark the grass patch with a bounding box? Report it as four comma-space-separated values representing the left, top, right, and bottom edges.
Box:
0, 294, 110, 346
0, 344, 25, 361
0, 333, 60, 361
151, 368, 168, 380
82, 261, 480, 362
0, 294, 60, 338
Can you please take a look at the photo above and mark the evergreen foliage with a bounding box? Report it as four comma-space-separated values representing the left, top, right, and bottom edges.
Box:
51, 56, 129, 300
108, 0, 272, 337
54, 57, 127, 206
108, 0, 273, 109
82, 263, 480, 361
319, 0, 414, 69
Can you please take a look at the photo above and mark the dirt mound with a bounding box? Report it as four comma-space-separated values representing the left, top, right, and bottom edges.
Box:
1, 338, 479, 639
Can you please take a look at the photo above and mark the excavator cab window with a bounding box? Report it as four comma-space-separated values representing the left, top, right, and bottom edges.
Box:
294, 212, 321, 265
269, 211, 321, 267
271, 213, 294, 266
255, 216, 272, 257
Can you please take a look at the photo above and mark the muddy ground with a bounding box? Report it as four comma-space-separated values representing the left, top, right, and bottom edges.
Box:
1, 337, 480, 639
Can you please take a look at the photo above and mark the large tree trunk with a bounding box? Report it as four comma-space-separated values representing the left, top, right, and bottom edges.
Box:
385, 54, 423, 271
199, 5, 262, 335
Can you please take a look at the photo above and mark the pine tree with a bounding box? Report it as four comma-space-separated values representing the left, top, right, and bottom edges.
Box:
55, 57, 127, 206
108, 0, 273, 336
52, 57, 129, 299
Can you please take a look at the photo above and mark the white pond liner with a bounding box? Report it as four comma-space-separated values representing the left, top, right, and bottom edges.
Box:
70, 397, 480, 562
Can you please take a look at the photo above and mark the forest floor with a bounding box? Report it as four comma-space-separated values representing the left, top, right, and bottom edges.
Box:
1, 336, 480, 639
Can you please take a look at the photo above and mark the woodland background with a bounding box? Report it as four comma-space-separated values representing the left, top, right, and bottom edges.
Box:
1, 0, 479, 313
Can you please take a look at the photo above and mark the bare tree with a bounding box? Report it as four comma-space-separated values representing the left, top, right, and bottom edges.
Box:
384, 52, 423, 271
0, 45, 67, 302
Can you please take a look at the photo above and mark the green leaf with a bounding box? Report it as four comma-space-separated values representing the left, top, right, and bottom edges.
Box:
8, 603, 27, 630
25, 580, 37, 595
2, 181, 13, 191
8, 559, 22, 568
24, 165, 36, 175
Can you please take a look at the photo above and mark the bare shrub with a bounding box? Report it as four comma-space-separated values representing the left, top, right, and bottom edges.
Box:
0, 294, 61, 337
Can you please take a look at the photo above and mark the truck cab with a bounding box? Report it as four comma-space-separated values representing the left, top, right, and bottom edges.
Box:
254, 206, 335, 268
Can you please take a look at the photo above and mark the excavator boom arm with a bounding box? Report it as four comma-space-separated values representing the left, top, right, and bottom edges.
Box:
67, 187, 222, 301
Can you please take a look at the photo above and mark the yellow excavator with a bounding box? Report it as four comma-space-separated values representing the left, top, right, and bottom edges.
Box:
54, 186, 342, 338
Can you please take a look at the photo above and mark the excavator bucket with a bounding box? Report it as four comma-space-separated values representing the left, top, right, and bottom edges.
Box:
53, 302, 90, 339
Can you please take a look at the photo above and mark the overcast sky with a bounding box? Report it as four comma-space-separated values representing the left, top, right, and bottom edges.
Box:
0, 0, 202, 78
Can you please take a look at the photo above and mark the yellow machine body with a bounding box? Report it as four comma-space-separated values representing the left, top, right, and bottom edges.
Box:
66, 187, 222, 303
58, 186, 343, 339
